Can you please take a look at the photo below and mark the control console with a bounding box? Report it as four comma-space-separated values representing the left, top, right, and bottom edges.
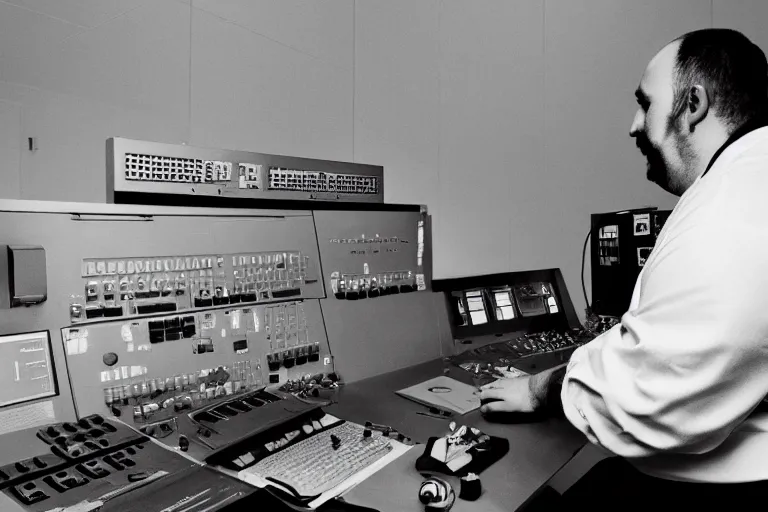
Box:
63, 299, 335, 459
0, 415, 194, 511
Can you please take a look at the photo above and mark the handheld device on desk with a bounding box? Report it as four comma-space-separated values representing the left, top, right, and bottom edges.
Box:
415, 422, 508, 479
410, 422, 506, 510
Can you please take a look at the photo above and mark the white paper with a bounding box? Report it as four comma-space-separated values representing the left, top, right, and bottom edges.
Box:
396, 376, 481, 415
235, 421, 412, 510
312, 441, 413, 508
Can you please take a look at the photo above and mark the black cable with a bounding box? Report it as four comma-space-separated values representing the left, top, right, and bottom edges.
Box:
309, 211, 337, 376
581, 226, 595, 314
317, 301, 335, 373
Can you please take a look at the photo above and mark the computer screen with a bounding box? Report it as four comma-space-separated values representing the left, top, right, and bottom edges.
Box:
0, 331, 57, 408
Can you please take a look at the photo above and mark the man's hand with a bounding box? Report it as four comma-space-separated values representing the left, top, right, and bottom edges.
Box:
479, 363, 568, 415
479, 376, 536, 414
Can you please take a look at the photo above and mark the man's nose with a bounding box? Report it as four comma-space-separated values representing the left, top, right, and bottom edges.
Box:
629, 109, 644, 137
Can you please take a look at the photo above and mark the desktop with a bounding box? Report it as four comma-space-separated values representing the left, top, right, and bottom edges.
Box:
0, 138, 588, 512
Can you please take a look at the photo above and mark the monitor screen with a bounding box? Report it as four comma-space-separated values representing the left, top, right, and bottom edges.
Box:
0, 331, 57, 408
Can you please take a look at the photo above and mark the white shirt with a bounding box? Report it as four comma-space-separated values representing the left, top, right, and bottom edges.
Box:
561, 126, 768, 483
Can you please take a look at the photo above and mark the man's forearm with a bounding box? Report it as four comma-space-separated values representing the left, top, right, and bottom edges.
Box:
528, 363, 568, 415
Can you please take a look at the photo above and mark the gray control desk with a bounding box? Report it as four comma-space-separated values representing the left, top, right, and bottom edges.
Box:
0, 358, 585, 512
325, 358, 587, 512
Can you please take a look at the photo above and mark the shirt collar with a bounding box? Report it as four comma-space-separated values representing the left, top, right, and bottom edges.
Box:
701, 117, 768, 178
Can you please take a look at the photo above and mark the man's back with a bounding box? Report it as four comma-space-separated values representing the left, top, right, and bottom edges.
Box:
620, 125, 768, 482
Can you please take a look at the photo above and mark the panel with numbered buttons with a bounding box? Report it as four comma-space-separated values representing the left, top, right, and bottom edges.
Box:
71, 251, 311, 323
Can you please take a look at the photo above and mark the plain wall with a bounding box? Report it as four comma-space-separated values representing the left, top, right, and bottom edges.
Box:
1, 0, 767, 321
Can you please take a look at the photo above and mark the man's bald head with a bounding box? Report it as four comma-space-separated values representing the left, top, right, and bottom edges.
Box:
668, 29, 768, 132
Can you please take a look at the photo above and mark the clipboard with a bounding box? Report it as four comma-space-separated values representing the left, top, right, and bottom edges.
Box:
395, 376, 481, 415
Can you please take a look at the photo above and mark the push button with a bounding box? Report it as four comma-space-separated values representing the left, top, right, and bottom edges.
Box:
12, 482, 49, 505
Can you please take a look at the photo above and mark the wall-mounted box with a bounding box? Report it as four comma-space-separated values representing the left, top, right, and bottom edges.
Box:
0, 245, 47, 308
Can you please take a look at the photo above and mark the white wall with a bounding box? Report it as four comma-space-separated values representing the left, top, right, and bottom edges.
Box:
1, 0, 767, 320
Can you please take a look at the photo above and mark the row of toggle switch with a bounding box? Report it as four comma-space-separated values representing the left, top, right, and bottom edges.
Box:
83, 256, 215, 277
331, 270, 419, 300
267, 344, 321, 372
72, 252, 310, 322
82, 252, 306, 278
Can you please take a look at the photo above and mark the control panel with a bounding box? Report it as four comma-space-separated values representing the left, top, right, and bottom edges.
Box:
73, 250, 312, 322
450, 281, 561, 328
0, 415, 195, 512
314, 208, 446, 383
316, 209, 428, 301
0, 197, 446, 511
107, 137, 384, 204
590, 208, 672, 317
63, 298, 334, 457
433, 269, 582, 344
0, 204, 324, 425
0, 169, 445, 510
447, 327, 593, 382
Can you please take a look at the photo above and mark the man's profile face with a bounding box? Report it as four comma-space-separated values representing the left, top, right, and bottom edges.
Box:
629, 41, 693, 196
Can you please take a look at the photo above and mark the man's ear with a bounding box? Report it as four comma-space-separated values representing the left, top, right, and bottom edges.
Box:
687, 84, 709, 128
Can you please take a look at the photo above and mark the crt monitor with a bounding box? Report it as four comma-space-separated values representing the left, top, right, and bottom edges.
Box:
0, 330, 57, 408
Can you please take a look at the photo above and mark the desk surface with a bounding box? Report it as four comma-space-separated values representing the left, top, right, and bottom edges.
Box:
0, 358, 586, 512
326, 358, 586, 512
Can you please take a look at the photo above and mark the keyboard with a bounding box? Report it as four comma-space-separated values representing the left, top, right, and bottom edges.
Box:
240, 421, 392, 497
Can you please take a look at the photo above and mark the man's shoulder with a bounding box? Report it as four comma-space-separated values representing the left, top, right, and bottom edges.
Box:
722, 127, 768, 169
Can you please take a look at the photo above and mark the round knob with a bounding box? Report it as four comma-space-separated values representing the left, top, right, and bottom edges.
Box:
103, 352, 118, 367
419, 490, 435, 505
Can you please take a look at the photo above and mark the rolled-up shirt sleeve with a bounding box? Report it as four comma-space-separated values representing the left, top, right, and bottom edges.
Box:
561, 211, 768, 458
